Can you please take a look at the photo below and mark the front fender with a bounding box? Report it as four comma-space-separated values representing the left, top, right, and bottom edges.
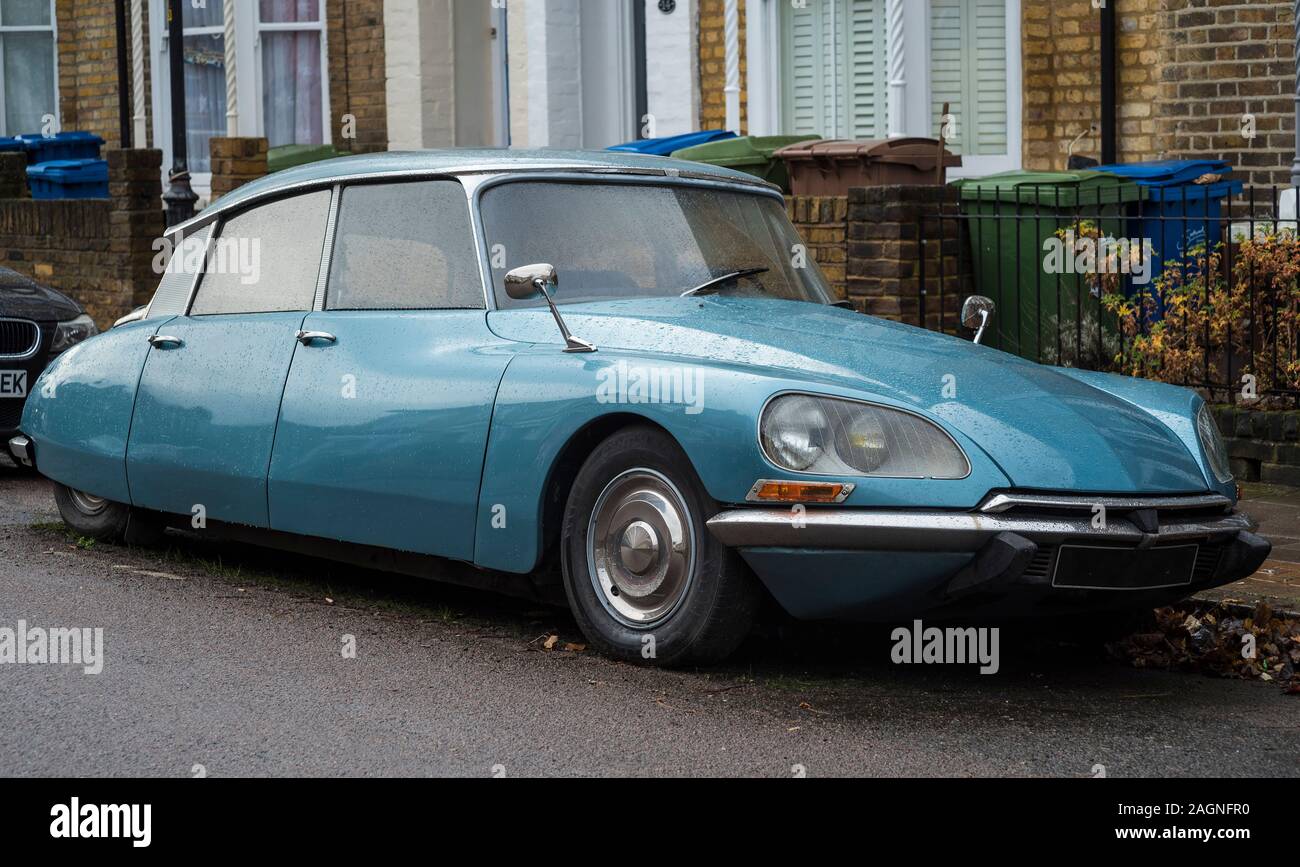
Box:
21, 317, 169, 503
473, 347, 1010, 573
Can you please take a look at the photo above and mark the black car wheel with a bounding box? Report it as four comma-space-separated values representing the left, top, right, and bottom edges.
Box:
560, 425, 759, 666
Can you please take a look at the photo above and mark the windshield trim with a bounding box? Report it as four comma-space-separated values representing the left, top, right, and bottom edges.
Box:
469, 173, 795, 313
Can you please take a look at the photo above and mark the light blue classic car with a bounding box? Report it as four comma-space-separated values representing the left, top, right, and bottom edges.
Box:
10, 150, 1269, 665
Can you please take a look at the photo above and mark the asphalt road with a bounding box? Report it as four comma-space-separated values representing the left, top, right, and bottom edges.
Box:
1, 470, 1296, 778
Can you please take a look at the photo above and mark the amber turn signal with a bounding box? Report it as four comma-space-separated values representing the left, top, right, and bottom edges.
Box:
746, 480, 855, 504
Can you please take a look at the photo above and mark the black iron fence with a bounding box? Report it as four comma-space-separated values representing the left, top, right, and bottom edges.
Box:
919, 183, 1300, 405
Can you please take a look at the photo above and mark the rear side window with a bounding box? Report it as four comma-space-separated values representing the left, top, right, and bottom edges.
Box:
148, 223, 211, 317
190, 190, 331, 316
326, 180, 483, 310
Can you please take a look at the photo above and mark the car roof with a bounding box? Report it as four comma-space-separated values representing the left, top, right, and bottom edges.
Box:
170, 148, 779, 237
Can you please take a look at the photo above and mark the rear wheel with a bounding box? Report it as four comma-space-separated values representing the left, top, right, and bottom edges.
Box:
53, 483, 164, 546
559, 426, 759, 666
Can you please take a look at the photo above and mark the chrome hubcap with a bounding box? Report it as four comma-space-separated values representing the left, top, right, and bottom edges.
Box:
588, 469, 695, 627
68, 488, 107, 516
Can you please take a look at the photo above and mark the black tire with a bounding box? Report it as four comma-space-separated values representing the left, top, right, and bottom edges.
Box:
559, 425, 759, 666
52, 483, 165, 546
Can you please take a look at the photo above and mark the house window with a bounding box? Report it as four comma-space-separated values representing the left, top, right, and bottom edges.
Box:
930, 0, 1008, 156
0, 0, 57, 136
780, 0, 888, 140
181, 2, 227, 175
258, 0, 326, 149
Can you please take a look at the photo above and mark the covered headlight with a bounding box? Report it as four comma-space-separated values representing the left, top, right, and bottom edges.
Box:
50, 313, 98, 354
760, 394, 969, 479
1196, 403, 1232, 483
760, 395, 827, 470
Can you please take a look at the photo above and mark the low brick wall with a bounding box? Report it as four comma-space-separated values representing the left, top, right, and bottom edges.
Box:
210, 137, 269, 201
1211, 406, 1300, 486
0, 149, 164, 329
786, 196, 847, 299
846, 185, 969, 331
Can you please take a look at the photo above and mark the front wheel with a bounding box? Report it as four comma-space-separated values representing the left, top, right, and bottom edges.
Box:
560, 426, 759, 666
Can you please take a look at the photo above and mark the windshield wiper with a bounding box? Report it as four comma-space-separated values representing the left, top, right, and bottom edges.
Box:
679, 267, 770, 298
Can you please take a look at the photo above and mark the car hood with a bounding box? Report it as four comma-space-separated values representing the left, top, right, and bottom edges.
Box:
487, 297, 1212, 494
0, 267, 81, 321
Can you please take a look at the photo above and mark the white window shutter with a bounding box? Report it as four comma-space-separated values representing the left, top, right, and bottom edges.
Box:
971, 0, 1009, 155
845, 0, 887, 139
931, 0, 1007, 156
782, 1, 828, 136
781, 0, 888, 139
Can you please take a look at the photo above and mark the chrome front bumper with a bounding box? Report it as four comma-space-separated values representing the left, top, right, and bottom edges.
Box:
707, 490, 1249, 552
706, 506, 1254, 552
708, 492, 1270, 615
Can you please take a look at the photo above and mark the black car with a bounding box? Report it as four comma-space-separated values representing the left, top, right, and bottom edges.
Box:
0, 267, 97, 465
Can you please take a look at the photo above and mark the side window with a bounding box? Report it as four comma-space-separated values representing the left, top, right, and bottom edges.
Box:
326, 181, 483, 311
189, 190, 331, 316
148, 223, 212, 317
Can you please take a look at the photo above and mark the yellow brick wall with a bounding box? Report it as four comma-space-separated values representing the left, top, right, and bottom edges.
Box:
326, 0, 388, 154
697, 0, 747, 132
51, 2, 385, 155
55, 0, 131, 148
1022, 0, 1296, 186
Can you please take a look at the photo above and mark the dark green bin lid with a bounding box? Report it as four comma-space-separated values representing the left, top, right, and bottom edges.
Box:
670, 135, 820, 166
268, 143, 346, 174
951, 169, 1147, 208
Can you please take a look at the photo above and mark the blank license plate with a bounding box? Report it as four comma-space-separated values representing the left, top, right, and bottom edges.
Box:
1052, 544, 1198, 590
0, 370, 26, 398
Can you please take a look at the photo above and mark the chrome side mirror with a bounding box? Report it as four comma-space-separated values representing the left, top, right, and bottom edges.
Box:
961, 295, 994, 345
502, 263, 596, 354
504, 263, 557, 301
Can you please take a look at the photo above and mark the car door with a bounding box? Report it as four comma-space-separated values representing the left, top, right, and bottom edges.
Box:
126, 189, 332, 527
267, 179, 516, 561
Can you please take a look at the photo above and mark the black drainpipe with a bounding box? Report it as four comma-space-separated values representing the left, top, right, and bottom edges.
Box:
114, 0, 131, 148
633, 0, 649, 138
1100, 1, 1117, 165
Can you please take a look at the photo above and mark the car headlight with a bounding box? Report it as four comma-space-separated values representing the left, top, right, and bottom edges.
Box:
760, 394, 969, 479
50, 314, 98, 354
1196, 403, 1232, 484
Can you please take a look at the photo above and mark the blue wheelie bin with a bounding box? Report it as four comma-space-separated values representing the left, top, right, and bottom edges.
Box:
27, 159, 109, 199
17, 131, 105, 164
1090, 159, 1243, 286
0, 136, 33, 158
608, 129, 736, 157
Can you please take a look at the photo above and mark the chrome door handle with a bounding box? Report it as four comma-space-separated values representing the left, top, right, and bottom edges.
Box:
148, 334, 183, 348
296, 330, 336, 346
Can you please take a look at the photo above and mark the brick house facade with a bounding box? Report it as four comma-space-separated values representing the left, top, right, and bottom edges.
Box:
47, 1, 385, 162
700, 0, 1297, 186
1023, 0, 1297, 187
698, 0, 747, 133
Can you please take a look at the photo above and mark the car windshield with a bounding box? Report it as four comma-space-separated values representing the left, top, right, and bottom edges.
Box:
480, 180, 834, 308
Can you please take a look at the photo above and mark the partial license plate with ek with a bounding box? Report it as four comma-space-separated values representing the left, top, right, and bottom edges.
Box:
1052, 544, 1198, 590
0, 370, 27, 398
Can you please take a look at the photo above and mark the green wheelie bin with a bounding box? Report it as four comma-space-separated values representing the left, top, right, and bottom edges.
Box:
670, 135, 819, 192
951, 170, 1147, 364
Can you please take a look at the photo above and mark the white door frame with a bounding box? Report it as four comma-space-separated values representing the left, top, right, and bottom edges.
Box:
746, 0, 1021, 174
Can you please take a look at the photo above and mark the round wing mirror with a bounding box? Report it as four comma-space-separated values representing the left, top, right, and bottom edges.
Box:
961, 295, 995, 344
504, 263, 559, 301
